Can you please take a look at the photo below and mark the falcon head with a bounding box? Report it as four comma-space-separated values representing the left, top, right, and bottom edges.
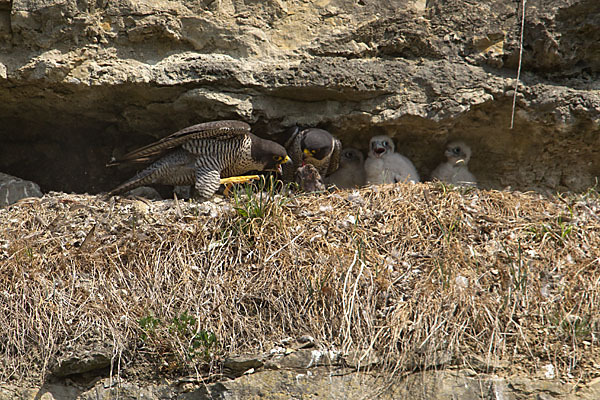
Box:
250, 135, 291, 171
368, 135, 395, 159
300, 128, 335, 162
444, 141, 472, 166
340, 148, 364, 167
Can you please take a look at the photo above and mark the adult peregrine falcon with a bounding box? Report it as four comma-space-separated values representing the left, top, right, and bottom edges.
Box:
108, 120, 290, 200
365, 135, 420, 184
280, 127, 342, 182
325, 147, 366, 189
431, 141, 477, 187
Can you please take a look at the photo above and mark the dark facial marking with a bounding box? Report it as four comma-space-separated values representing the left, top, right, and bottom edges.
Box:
251, 134, 288, 169
301, 129, 333, 160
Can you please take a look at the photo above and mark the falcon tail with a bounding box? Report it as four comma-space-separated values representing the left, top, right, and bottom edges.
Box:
108, 169, 155, 196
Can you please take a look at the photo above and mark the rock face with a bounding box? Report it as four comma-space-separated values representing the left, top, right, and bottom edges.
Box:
0, 0, 598, 194
0, 172, 43, 206
3, 363, 600, 400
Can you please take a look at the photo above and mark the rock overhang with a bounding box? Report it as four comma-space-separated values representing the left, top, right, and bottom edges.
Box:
0, 0, 598, 194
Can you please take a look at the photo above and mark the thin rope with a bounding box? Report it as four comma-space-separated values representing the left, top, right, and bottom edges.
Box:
510, 0, 527, 129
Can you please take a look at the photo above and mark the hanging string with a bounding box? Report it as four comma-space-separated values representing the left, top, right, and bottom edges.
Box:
510, 0, 527, 129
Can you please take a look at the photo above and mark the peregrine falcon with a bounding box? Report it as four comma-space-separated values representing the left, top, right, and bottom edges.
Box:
325, 147, 366, 189
108, 120, 290, 200
431, 141, 477, 187
280, 127, 342, 182
364, 135, 420, 184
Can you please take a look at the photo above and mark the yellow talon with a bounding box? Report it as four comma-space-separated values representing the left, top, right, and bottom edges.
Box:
220, 175, 260, 185
220, 175, 261, 197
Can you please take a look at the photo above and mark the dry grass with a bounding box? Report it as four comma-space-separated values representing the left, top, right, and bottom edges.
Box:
1, 182, 600, 384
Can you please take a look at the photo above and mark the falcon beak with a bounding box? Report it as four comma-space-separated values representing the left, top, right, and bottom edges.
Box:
276, 155, 291, 174
373, 146, 386, 158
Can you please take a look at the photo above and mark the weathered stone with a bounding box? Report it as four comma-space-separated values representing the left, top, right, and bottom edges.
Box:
266, 348, 342, 370
4, 370, 600, 400
0, 172, 43, 206
50, 351, 111, 377
223, 354, 265, 376
49, 339, 113, 378
0, 0, 597, 195
0, 384, 80, 400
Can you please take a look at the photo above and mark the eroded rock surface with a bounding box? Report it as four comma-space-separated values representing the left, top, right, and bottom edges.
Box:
3, 366, 600, 400
0, 0, 597, 194
0, 172, 43, 206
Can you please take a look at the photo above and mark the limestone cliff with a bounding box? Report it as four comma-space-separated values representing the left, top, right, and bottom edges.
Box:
0, 0, 598, 195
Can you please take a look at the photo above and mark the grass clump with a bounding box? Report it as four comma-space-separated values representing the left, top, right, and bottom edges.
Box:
138, 311, 217, 372
0, 183, 599, 385
228, 175, 294, 242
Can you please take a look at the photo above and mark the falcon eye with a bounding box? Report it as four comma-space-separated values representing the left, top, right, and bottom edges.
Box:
453, 147, 461, 154
311, 149, 317, 154
273, 155, 282, 162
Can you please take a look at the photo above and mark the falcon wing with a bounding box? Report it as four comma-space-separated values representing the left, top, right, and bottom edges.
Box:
108, 120, 250, 165
325, 137, 342, 176
276, 125, 302, 150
